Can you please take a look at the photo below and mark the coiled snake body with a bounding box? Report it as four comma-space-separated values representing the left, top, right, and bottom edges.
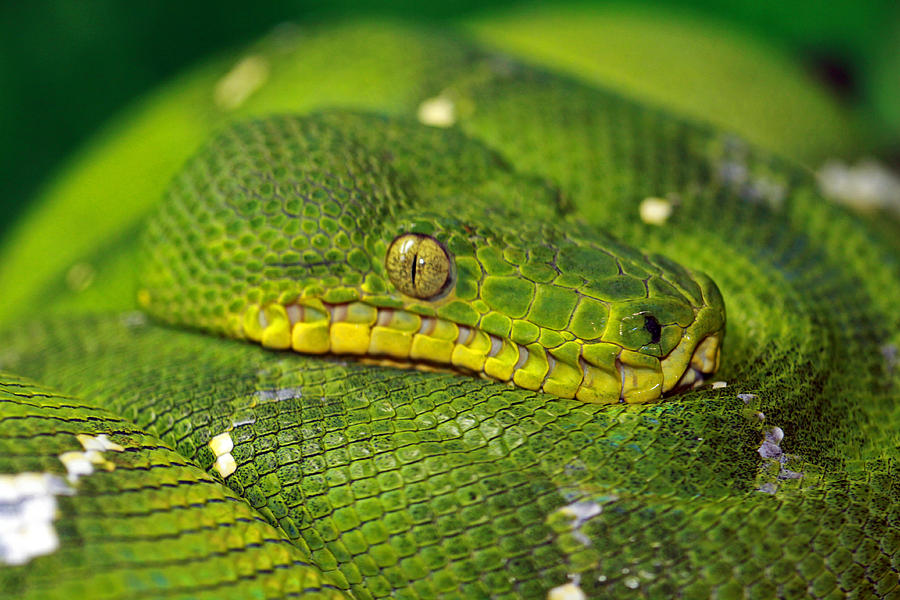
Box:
1, 20, 899, 600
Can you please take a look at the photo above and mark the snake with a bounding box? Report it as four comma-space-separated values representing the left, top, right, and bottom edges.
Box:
1, 17, 899, 600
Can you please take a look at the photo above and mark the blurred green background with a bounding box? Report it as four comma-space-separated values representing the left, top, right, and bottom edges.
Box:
2, 0, 899, 238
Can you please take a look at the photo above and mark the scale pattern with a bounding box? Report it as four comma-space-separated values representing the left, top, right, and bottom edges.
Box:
2, 311, 899, 599
139, 113, 724, 403
0, 371, 347, 600
1, 19, 900, 600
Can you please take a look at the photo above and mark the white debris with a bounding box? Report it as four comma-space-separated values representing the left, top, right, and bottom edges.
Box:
254, 387, 302, 402
559, 500, 604, 546
0, 473, 73, 565
818, 159, 900, 214
417, 96, 456, 128
711, 381, 728, 389
213, 55, 270, 110
713, 137, 786, 209
121, 311, 148, 328
214, 454, 237, 479
624, 576, 640, 589
78, 434, 124, 453
209, 432, 237, 478
639, 197, 673, 225
57, 452, 95, 483
746, 177, 786, 208
737, 394, 765, 421
756, 425, 803, 493
209, 432, 234, 457
547, 582, 587, 600
758, 427, 784, 459
58, 434, 125, 484
882, 343, 898, 374
765, 426, 784, 444
757, 482, 777, 494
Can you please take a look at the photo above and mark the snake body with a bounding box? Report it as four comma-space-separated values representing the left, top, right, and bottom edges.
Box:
1, 19, 900, 600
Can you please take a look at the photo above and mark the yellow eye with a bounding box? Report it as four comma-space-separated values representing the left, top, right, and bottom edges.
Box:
385, 234, 451, 299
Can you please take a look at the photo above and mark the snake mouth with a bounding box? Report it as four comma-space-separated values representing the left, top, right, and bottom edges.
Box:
662, 334, 723, 396
238, 300, 722, 404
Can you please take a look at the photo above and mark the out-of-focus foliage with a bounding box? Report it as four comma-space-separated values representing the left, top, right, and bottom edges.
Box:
1, 0, 898, 237
464, 4, 867, 164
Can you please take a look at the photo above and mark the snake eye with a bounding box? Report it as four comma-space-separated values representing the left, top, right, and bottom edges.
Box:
386, 234, 451, 299
644, 315, 662, 344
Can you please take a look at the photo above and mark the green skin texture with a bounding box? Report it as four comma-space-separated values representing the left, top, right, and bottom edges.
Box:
2, 19, 900, 600
139, 112, 724, 403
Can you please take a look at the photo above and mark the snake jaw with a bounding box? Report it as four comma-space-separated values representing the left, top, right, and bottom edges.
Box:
691, 334, 723, 375
239, 296, 724, 404
662, 333, 723, 395
139, 114, 729, 406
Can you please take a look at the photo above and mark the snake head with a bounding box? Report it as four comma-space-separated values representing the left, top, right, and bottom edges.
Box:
139, 113, 725, 403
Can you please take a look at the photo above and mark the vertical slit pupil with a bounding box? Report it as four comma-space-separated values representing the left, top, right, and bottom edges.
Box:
410, 251, 417, 287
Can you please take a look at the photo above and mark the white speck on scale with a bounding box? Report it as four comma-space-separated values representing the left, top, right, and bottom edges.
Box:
417, 96, 456, 128
209, 432, 238, 478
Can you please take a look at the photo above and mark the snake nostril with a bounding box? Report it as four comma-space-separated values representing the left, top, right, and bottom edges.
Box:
644, 315, 662, 344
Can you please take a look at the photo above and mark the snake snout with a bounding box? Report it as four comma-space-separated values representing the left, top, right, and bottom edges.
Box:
665, 333, 723, 394
659, 270, 726, 395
